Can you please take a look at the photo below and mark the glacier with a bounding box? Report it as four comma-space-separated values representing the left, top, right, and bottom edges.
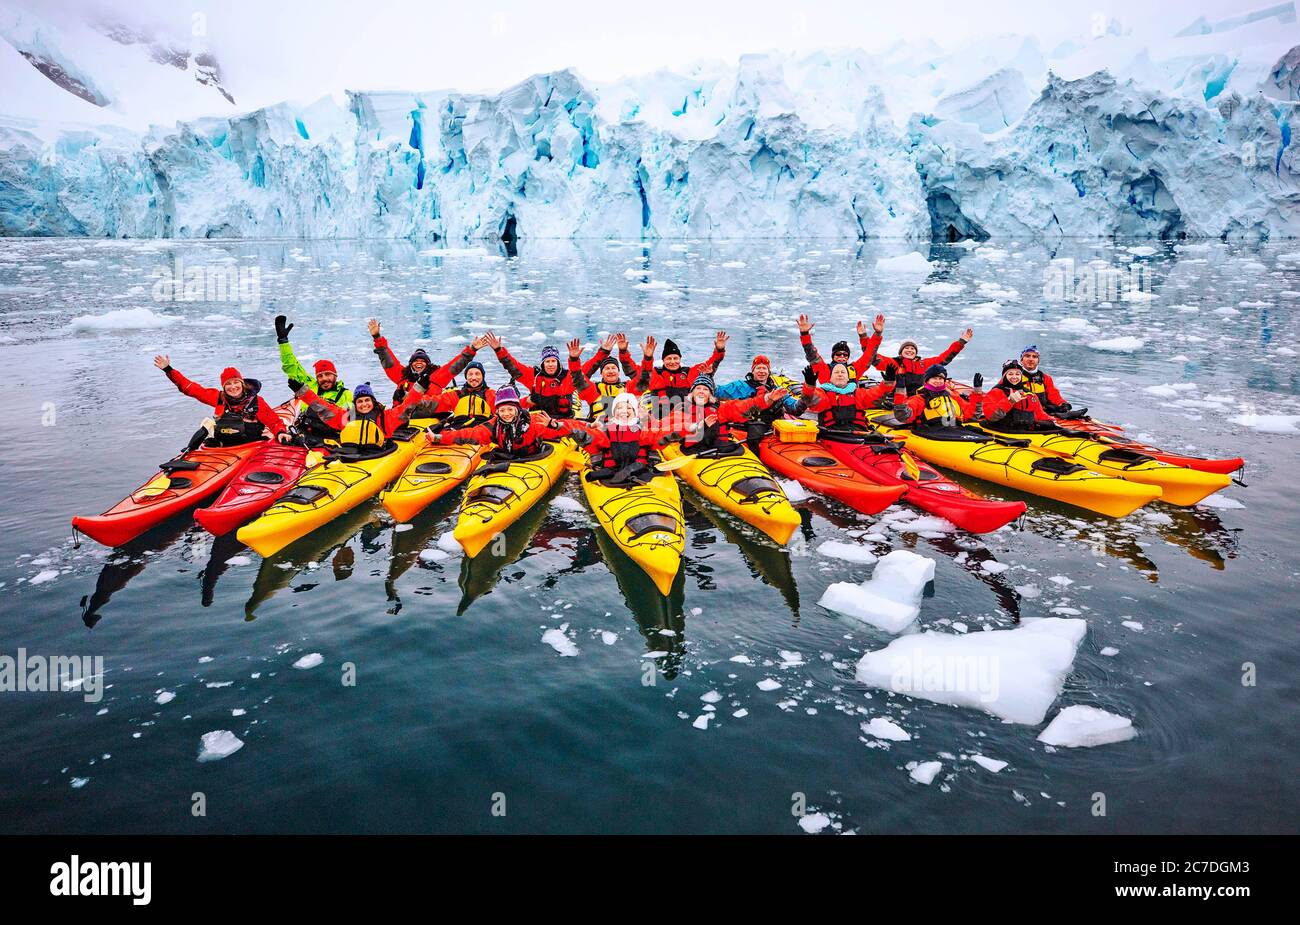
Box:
1, 9, 1298, 240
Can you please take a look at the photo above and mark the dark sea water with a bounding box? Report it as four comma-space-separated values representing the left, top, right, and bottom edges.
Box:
1, 237, 1297, 834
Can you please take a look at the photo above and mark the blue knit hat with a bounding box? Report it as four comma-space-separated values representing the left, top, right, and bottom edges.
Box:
693, 373, 715, 394
540, 345, 560, 363
464, 361, 485, 377
353, 382, 376, 401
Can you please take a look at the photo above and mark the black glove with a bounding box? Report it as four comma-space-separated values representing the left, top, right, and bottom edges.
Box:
287, 378, 303, 393
802, 364, 817, 387
1056, 401, 1072, 413
275, 315, 294, 344
972, 373, 984, 390
570, 427, 592, 447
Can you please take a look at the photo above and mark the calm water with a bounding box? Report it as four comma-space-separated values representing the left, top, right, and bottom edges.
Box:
1, 237, 1297, 834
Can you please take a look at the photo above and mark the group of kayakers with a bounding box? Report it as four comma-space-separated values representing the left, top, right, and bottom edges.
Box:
157, 311, 1083, 469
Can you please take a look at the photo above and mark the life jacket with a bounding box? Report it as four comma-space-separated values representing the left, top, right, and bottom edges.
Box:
889, 356, 929, 396
589, 381, 625, 419
601, 423, 649, 469
526, 369, 575, 418
684, 401, 725, 450
655, 366, 693, 401
815, 386, 864, 430
336, 418, 387, 448
918, 388, 964, 428
211, 379, 269, 446
451, 386, 493, 420
298, 381, 350, 443
986, 381, 1040, 432
1020, 368, 1053, 403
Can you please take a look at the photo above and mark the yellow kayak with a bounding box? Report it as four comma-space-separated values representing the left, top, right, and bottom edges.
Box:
237, 420, 434, 556
865, 412, 1161, 518
381, 442, 486, 522
569, 451, 685, 597
970, 425, 1230, 506
660, 441, 800, 545
453, 439, 571, 557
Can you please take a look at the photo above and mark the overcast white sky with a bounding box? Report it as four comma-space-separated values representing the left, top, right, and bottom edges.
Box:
13, 0, 1272, 103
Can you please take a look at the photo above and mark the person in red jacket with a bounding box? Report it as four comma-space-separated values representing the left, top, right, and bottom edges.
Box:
563, 392, 662, 481
567, 339, 652, 419
659, 373, 789, 453
425, 336, 495, 420
800, 361, 906, 431
288, 380, 429, 447
427, 385, 568, 458
874, 328, 974, 396
797, 313, 884, 382
483, 332, 585, 419
981, 360, 1058, 433
1017, 345, 1072, 414
894, 365, 983, 428
367, 318, 439, 403
640, 331, 728, 418
154, 355, 290, 445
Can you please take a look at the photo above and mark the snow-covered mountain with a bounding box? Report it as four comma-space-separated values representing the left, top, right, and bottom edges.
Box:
1, 4, 1297, 239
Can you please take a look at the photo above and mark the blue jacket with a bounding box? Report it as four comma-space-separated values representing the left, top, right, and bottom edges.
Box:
716, 373, 802, 413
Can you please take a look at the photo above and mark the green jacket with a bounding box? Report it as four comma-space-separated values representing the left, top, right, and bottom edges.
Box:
279, 341, 353, 408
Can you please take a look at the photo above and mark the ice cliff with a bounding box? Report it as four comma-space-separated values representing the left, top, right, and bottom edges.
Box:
1, 6, 1298, 240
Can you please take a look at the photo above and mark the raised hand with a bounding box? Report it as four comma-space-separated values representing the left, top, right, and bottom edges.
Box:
274, 315, 294, 343
567, 338, 582, 358
484, 331, 502, 351
599, 333, 617, 352
367, 318, 381, 337
972, 373, 984, 390
616, 332, 629, 351
153, 354, 170, 370
470, 333, 489, 351
802, 364, 817, 387
714, 330, 729, 351
797, 314, 814, 335
856, 320, 868, 337
873, 313, 885, 334
961, 327, 974, 342
643, 334, 657, 357
767, 387, 790, 405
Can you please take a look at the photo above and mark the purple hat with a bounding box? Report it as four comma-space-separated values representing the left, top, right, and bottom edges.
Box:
495, 385, 522, 407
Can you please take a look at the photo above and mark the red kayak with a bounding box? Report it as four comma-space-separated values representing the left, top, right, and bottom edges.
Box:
949, 380, 1244, 475
749, 433, 905, 515
820, 432, 1026, 533
1050, 417, 1244, 475
195, 443, 325, 536
74, 441, 270, 547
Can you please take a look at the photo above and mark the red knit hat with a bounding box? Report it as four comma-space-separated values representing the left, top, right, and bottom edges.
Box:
751, 354, 771, 369
220, 366, 242, 385
314, 359, 337, 376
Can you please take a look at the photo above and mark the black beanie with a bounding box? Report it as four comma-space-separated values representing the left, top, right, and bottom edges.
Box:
662, 338, 681, 359
832, 340, 851, 356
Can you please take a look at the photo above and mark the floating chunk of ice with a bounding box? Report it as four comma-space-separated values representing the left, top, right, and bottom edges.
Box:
854, 618, 1087, 724
1037, 705, 1136, 748
818, 549, 935, 633
197, 730, 244, 762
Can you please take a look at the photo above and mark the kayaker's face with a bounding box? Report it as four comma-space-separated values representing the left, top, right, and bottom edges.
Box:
318, 371, 338, 391
832, 351, 850, 365
465, 369, 484, 389
663, 354, 682, 371
830, 366, 850, 388
354, 396, 375, 415
690, 385, 711, 405
1020, 353, 1039, 371
410, 359, 428, 374
1004, 368, 1023, 385
542, 357, 560, 376
926, 375, 947, 389
600, 364, 620, 384
752, 364, 770, 383
611, 403, 637, 425
223, 379, 244, 399
902, 345, 918, 359
497, 404, 519, 424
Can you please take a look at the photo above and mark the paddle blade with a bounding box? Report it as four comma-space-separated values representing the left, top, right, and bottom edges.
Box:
654, 454, 695, 472
901, 451, 921, 481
